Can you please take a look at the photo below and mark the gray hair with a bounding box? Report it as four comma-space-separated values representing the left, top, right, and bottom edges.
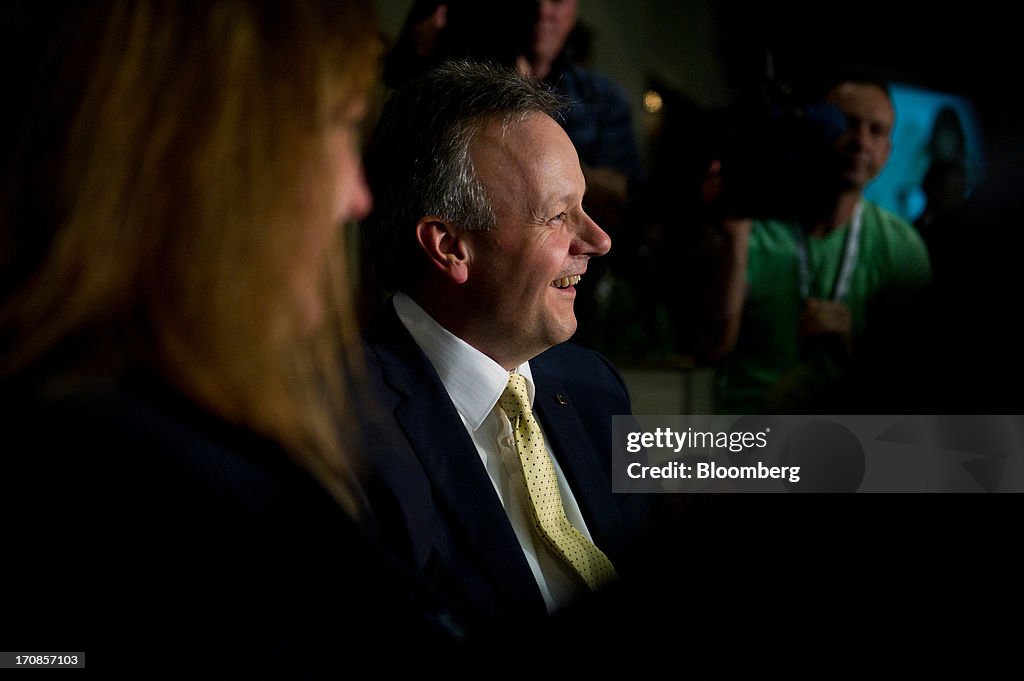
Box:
362, 60, 563, 292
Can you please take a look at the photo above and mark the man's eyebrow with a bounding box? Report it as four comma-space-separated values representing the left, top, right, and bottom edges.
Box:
533, 188, 576, 213
555, 190, 578, 205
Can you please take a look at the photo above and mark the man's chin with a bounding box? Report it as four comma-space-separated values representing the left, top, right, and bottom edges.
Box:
838, 173, 870, 192
553, 318, 578, 345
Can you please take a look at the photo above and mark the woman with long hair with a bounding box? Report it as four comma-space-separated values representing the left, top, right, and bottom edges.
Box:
0, 2, 460, 675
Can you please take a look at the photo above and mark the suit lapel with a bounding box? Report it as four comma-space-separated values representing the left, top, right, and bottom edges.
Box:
531, 364, 626, 558
370, 310, 546, 615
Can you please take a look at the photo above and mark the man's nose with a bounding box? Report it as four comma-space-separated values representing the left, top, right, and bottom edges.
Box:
573, 210, 611, 257
849, 122, 873, 149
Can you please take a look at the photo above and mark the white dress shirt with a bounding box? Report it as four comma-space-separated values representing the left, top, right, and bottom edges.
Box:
393, 292, 594, 612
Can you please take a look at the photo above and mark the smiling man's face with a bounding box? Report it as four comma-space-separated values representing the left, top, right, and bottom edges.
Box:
459, 112, 610, 368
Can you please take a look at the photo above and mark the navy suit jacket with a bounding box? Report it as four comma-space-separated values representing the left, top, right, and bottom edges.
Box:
362, 304, 649, 626
3, 371, 465, 677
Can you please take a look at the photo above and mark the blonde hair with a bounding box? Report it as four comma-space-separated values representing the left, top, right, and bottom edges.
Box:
0, 1, 381, 515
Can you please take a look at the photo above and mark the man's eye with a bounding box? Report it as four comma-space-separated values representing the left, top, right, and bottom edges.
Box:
551, 211, 568, 224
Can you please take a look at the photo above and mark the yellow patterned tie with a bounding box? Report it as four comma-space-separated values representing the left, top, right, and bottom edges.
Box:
498, 372, 617, 591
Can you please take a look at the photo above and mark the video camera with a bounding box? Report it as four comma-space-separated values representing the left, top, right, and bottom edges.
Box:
706, 81, 848, 221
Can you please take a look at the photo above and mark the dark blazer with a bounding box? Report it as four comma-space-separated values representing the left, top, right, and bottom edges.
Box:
2, 371, 465, 678
362, 304, 650, 626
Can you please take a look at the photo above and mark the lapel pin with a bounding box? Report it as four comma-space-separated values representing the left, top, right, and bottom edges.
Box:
554, 394, 569, 405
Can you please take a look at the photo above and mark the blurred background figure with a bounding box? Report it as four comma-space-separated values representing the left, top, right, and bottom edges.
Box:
897, 103, 971, 245
835, 73, 1024, 414
381, 1, 643, 194
696, 73, 932, 414
913, 157, 967, 255
0, 1, 462, 675
520, 0, 645, 205
927, 105, 968, 167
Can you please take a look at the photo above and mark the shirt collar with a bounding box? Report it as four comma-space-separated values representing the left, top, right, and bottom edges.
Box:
393, 292, 535, 431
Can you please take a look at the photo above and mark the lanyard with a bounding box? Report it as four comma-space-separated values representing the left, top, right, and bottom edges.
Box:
796, 199, 863, 301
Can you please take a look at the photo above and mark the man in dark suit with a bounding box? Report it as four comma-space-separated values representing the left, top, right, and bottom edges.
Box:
360, 60, 651, 628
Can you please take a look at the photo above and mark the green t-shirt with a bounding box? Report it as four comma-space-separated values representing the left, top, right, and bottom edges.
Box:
715, 201, 932, 414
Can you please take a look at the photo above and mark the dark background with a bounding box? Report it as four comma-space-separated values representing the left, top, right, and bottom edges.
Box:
713, 0, 1020, 125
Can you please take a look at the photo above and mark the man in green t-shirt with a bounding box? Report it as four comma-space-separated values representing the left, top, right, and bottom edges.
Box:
699, 75, 931, 414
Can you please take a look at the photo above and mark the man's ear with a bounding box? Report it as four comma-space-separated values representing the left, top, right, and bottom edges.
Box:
415, 217, 470, 285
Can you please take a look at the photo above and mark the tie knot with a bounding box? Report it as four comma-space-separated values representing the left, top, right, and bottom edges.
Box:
499, 373, 531, 422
